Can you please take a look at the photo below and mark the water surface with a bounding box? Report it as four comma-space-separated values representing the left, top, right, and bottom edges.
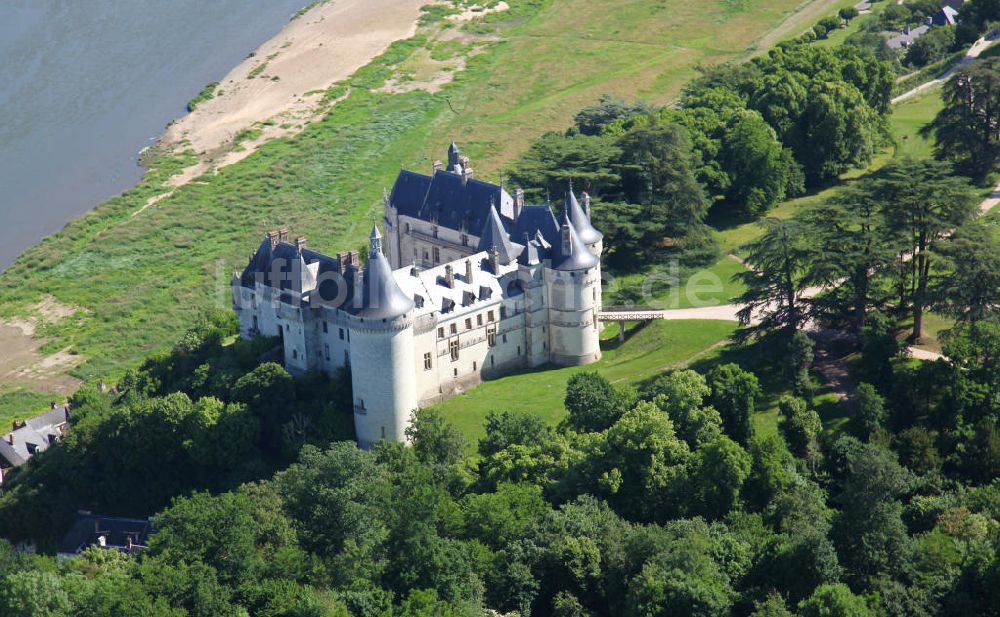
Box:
0, 0, 312, 269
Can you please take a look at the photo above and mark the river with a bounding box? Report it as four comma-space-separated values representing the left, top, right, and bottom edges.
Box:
0, 0, 313, 270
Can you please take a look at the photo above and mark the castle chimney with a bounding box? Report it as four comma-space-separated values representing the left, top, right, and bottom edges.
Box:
267, 230, 280, 250
513, 188, 525, 220
462, 166, 474, 184
295, 236, 307, 253
581, 192, 592, 218
433, 160, 443, 173
489, 246, 500, 273
7, 434, 13, 445
444, 264, 454, 287
278, 227, 289, 243
561, 220, 573, 256
465, 258, 474, 282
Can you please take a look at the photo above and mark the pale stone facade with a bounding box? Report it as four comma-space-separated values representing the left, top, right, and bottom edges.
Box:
233, 144, 603, 448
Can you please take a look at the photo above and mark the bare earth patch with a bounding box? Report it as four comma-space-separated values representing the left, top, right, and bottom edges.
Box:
0, 296, 83, 394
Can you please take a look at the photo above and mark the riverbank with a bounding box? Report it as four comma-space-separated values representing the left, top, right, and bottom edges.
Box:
151, 0, 427, 202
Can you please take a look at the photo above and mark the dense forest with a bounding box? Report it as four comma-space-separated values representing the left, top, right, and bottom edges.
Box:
3, 1, 1000, 616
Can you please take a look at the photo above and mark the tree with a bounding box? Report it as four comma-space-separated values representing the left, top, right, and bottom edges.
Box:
617, 120, 712, 240
564, 372, 635, 433
931, 221, 1000, 329
778, 395, 822, 465
788, 331, 815, 400
735, 218, 815, 339
793, 80, 883, 184
930, 58, 1000, 181
798, 584, 873, 617
706, 363, 762, 446
905, 25, 957, 68
479, 411, 554, 457
853, 383, 888, 440
802, 180, 898, 331
719, 110, 797, 218
406, 407, 468, 466
575, 94, 657, 136
691, 436, 751, 519
751, 594, 794, 617
0, 570, 71, 617
644, 370, 721, 448
832, 442, 913, 587
839, 7, 859, 22
602, 401, 692, 522
511, 131, 622, 198
877, 159, 978, 340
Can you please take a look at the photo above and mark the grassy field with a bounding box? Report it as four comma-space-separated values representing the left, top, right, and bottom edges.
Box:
0, 0, 851, 395
0, 389, 58, 435
434, 319, 738, 445
611, 255, 748, 309
891, 88, 943, 160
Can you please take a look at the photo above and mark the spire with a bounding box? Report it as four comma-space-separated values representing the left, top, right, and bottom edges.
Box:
370, 223, 383, 255
564, 184, 603, 246
352, 228, 413, 320
447, 142, 461, 169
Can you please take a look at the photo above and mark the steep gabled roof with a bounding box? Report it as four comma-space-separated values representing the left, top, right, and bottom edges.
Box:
478, 204, 523, 265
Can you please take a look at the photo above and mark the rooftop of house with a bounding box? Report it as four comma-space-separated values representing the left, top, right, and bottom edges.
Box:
0, 405, 69, 470
887, 24, 930, 49
58, 512, 154, 556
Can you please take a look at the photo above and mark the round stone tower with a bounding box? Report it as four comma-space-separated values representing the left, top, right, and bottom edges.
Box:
347, 225, 418, 449
565, 187, 604, 313
545, 212, 602, 366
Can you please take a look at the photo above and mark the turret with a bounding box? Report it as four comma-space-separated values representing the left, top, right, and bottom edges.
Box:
544, 212, 601, 367
347, 224, 418, 448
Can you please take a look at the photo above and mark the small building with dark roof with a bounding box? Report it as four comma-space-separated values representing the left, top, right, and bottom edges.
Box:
57, 512, 154, 558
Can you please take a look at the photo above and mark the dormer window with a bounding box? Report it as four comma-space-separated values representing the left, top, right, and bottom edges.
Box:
414, 294, 425, 309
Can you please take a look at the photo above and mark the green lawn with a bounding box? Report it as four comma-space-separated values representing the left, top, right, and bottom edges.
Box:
0, 389, 60, 434
610, 256, 748, 309
891, 88, 943, 160
0, 0, 848, 391
434, 319, 738, 445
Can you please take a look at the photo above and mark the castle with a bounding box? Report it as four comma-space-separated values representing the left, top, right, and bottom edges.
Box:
232, 143, 604, 448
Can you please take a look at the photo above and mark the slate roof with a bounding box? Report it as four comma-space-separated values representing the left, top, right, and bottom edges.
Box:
389, 164, 514, 234
551, 213, 599, 272
58, 513, 154, 555
478, 204, 524, 265
0, 406, 68, 470
565, 190, 603, 245
239, 234, 354, 308
513, 205, 560, 248
887, 25, 929, 49
348, 225, 414, 320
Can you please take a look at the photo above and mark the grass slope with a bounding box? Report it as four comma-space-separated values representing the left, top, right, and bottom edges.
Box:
0, 0, 835, 387
434, 319, 738, 445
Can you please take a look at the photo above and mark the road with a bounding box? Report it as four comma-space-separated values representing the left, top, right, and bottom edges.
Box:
892, 36, 996, 104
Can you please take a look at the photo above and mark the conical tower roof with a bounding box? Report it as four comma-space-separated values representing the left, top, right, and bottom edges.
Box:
351, 224, 413, 319
552, 211, 598, 271
565, 187, 602, 245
